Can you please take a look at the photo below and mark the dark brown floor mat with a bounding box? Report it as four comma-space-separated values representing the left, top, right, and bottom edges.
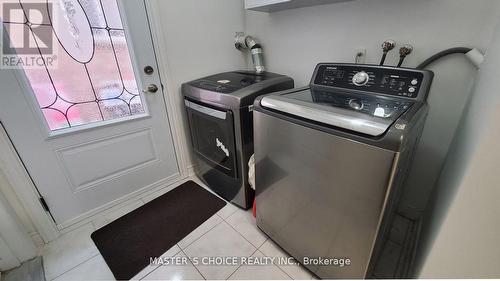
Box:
91, 181, 226, 280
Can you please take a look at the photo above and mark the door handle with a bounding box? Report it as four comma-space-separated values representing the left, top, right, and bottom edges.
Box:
143, 84, 159, 94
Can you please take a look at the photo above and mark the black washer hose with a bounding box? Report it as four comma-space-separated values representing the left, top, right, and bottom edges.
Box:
417, 47, 472, 69
379, 52, 387, 66
397, 56, 406, 67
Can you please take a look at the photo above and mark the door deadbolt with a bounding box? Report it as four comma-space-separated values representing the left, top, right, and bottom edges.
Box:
144, 84, 159, 93
144, 65, 154, 75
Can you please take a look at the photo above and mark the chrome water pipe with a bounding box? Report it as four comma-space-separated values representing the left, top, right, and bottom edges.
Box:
235, 33, 266, 73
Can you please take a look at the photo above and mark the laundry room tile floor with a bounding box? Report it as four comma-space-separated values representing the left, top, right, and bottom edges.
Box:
42, 223, 100, 280
40, 184, 314, 280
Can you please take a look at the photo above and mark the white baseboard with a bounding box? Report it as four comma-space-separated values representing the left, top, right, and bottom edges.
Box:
186, 164, 196, 177
29, 232, 44, 248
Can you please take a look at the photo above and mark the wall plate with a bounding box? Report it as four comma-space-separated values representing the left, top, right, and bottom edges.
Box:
355, 48, 367, 64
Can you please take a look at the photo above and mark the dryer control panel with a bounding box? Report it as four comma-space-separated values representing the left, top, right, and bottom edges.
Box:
311, 63, 433, 101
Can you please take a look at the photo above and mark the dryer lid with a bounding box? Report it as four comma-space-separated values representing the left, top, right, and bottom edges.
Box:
189, 71, 276, 94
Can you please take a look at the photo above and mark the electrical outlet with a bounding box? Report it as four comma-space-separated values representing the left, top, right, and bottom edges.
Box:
355, 48, 366, 64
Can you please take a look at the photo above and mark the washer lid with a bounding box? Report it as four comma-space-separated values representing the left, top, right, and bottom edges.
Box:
260, 89, 412, 137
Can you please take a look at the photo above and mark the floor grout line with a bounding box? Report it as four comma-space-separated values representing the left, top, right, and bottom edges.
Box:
137, 246, 183, 280
224, 209, 267, 250
247, 248, 294, 280
259, 238, 269, 250
43, 223, 98, 280
180, 213, 259, 280
226, 246, 260, 280
257, 238, 305, 280
223, 208, 261, 280
138, 260, 164, 280
180, 248, 207, 280
47, 252, 100, 281
219, 204, 239, 220
179, 216, 225, 251
277, 262, 295, 280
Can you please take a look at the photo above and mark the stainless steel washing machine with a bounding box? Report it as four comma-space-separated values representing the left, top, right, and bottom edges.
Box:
253, 63, 433, 278
183, 71, 294, 209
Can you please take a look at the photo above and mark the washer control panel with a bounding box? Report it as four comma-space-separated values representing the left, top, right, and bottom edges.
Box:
312, 64, 432, 100
309, 90, 412, 119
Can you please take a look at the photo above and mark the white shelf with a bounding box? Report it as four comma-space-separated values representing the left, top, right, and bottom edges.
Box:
245, 0, 353, 12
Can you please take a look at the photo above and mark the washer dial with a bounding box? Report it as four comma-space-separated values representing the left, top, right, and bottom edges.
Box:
352, 71, 370, 86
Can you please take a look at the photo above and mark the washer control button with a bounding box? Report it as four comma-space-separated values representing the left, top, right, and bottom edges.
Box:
374, 107, 386, 117
349, 99, 363, 110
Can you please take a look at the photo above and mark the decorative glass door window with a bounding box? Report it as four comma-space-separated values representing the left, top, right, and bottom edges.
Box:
1, 0, 145, 131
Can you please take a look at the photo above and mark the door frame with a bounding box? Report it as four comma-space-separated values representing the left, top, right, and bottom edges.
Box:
0, 123, 60, 242
0, 0, 193, 243
144, 0, 192, 177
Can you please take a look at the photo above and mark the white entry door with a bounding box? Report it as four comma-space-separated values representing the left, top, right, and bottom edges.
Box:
0, 0, 179, 227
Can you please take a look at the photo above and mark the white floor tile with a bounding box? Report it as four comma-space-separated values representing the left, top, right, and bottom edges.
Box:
52, 255, 114, 281
217, 203, 239, 219
259, 239, 313, 280
92, 199, 144, 230
229, 251, 290, 280
40, 177, 317, 280
226, 209, 268, 248
132, 245, 182, 280
141, 252, 204, 280
184, 221, 256, 280
42, 223, 99, 281
177, 214, 223, 249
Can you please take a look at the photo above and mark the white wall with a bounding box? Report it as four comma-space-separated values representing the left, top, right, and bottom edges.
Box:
153, 0, 246, 85
149, 0, 247, 168
416, 18, 500, 278
244, 0, 500, 215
